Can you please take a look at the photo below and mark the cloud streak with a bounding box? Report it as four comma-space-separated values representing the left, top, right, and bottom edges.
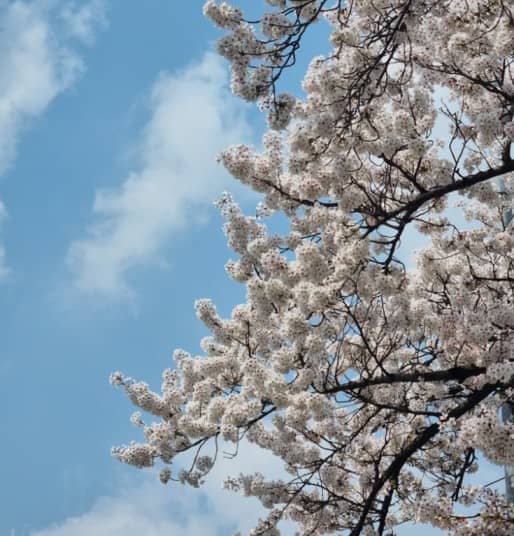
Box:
0, 0, 107, 175
0, 0, 107, 277
31, 442, 293, 536
30, 438, 441, 536
59, 0, 109, 45
67, 53, 251, 299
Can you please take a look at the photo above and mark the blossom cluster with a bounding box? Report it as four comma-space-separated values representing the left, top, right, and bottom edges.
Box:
112, 1, 514, 534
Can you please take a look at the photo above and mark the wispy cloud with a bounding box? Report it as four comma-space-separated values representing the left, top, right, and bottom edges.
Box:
31, 442, 293, 536
29, 437, 442, 536
59, 0, 109, 45
67, 53, 251, 299
0, 0, 107, 277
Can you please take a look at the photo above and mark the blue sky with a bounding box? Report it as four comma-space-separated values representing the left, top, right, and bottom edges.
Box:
0, 1, 319, 534
0, 2, 501, 535
0, 1, 255, 533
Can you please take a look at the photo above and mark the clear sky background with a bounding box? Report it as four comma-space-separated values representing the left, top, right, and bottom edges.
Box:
0, 1, 319, 534
0, 2, 501, 535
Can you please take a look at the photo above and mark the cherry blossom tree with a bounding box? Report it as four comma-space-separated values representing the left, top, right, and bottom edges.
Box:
111, 1, 514, 534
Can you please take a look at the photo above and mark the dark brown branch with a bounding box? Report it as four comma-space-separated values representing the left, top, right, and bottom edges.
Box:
350, 381, 499, 535
321, 365, 486, 395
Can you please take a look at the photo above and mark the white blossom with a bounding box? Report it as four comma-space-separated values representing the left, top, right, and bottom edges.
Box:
111, 1, 514, 534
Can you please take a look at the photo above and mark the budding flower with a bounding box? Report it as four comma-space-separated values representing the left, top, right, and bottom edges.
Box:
159, 468, 172, 484
109, 371, 124, 387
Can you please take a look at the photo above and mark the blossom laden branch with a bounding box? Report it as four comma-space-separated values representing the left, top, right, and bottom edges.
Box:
112, 1, 514, 534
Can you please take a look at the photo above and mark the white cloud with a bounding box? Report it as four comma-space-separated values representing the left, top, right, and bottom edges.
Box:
31, 442, 294, 536
59, 0, 108, 45
0, 0, 106, 175
29, 437, 443, 536
67, 53, 251, 299
0, 0, 107, 276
